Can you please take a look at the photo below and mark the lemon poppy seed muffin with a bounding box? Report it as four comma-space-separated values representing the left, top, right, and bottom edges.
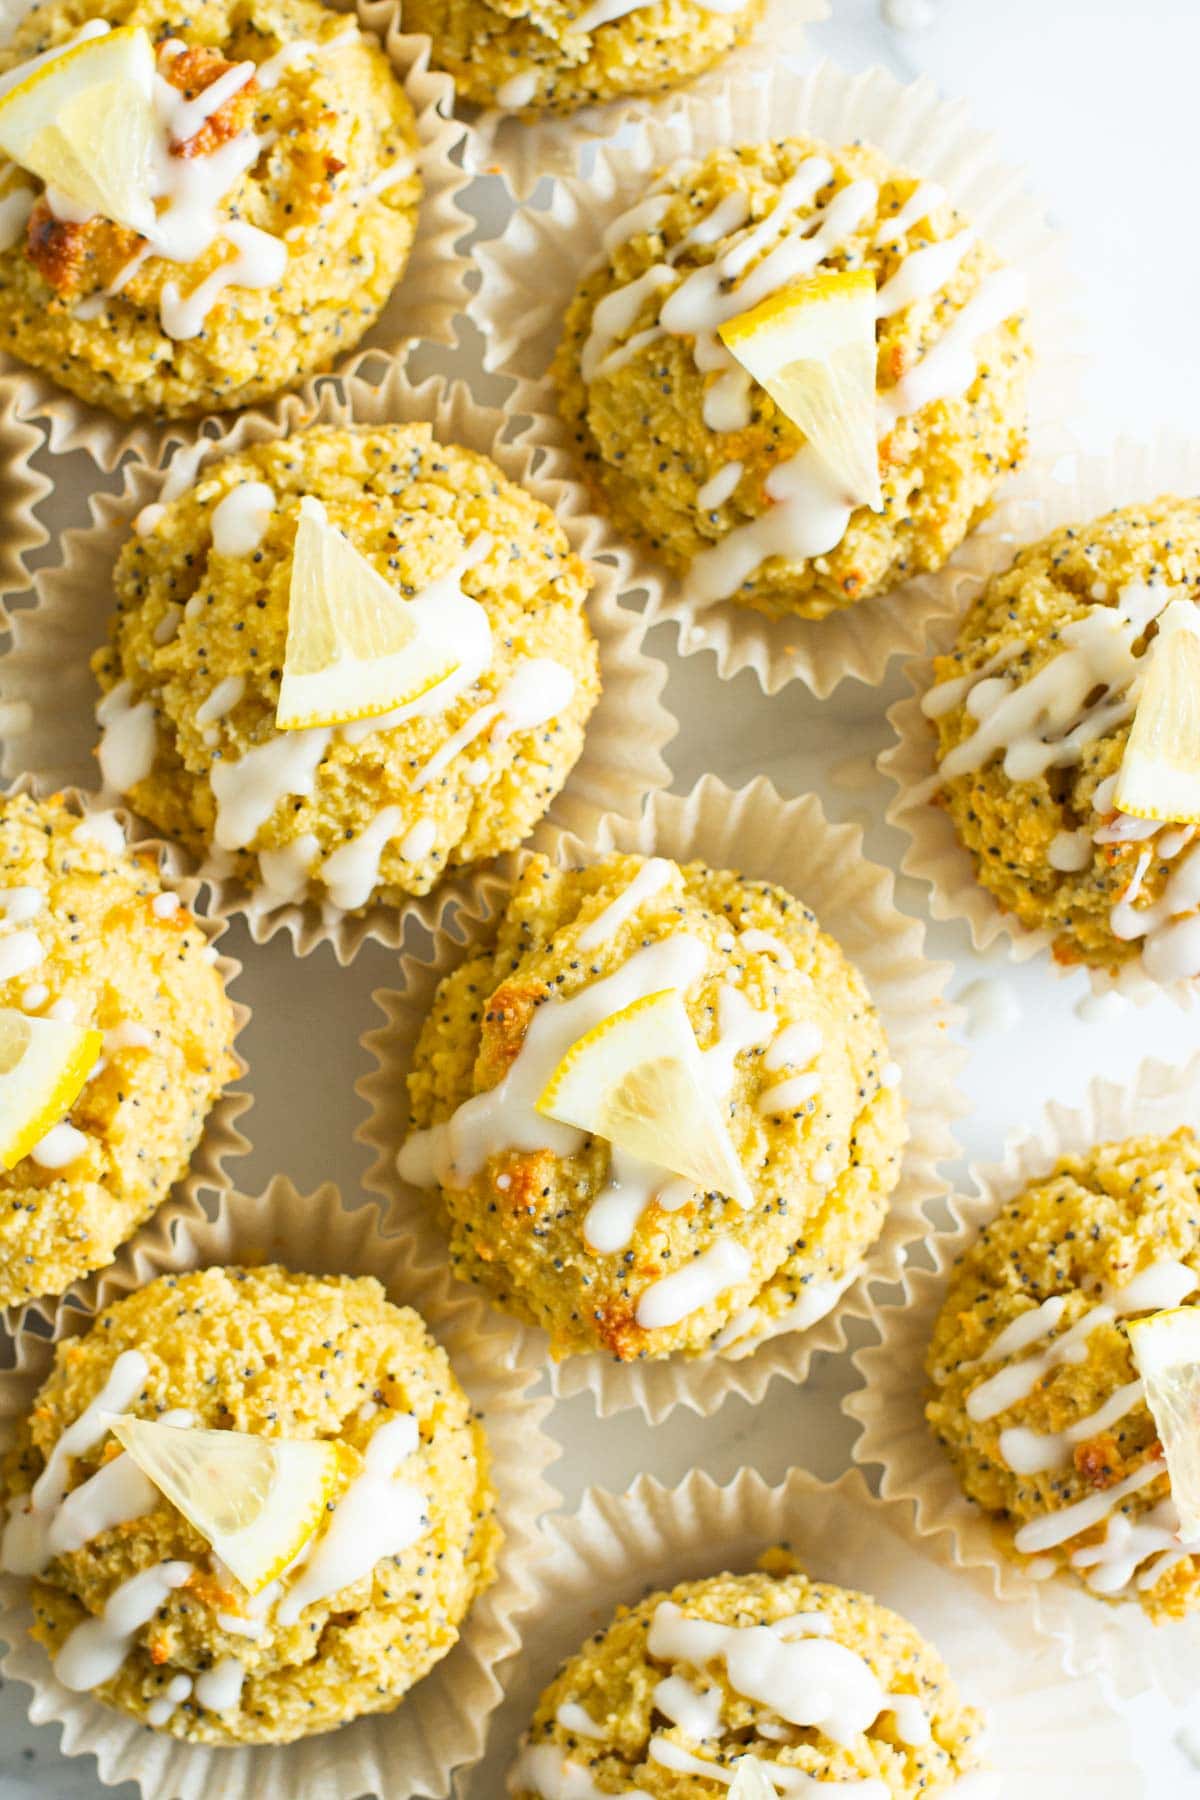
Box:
0, 792, 237, 1310
554, 137, 1031, 622
0, 0, 420, 419
926, 1130, 1200, 1622
923, 495, 1200, 979
407, 0, 764, 116
510, 1556, 985, 1797
0, 1264, 499, 1743
91, 423, 601, 917
399, 851, 906, 1362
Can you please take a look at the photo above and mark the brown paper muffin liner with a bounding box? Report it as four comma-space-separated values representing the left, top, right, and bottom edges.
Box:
0, 775, 251, 1331
359, 774, 964, 1423
883, 435, 1200, 1007
0, 1176, 561, 1799
0, 382, 50, 620
0, 0, 472, 472
847, 1050, 1200, 1705
0, 362, 675, 962
456, 0, 827, 200
466, 1465, 1142, 1798
469, 56, 1080, 697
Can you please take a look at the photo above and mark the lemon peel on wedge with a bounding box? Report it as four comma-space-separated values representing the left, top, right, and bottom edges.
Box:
536, 986, 753, 1208
1114, 599, 1200, 824
0, 1007, 101, 1171
276, 496, 461, 731
0, 25, 157, 237
718, 268, 881, 511
1128, 1303, 1200, 1539
110, 1415, 359, 1595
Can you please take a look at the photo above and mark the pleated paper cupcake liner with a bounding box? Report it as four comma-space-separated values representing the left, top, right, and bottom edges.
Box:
358, 774, 964, 1423
469, 55, 1081, 697
0, 381, 50, 620
462, 1465, 1142, 1798
0, 363, 675, 962
847, 1050, 1200, 1705
0, 775, 251, 1332
457, 0, 826, 201
0, 1176, 561, 1800
0, 0, 472, 471
883, 435, 1200, 1007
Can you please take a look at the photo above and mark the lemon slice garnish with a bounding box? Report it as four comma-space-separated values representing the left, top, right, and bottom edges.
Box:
1128, 1304, 1200, 1538
718, 269, 881, 510
729, 1761, 777, 1800
0, 25, 157, 237
110, 1415, 359, 1595
1114, 600, 1200, 824
276, 497, 461, 731
0, 1007, 101, 1171
535, 987, 753, 1208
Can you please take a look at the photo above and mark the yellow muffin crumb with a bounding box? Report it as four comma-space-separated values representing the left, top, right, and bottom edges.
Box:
91, 423, 601, 912
927, 495, 1200, 973
408, 0, 764, 115
0, 792, 237, 1310
2, 1264, 499, 1743
555, 136, 1030, 622
926, 1130, 1200, 1622
511, 1560, 984, 1796
401, 851, 905, 1361
0, 0, 420, 419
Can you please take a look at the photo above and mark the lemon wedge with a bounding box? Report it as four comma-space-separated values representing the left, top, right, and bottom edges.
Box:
110, 1415, 358, 1594
1114, 599, 1200, 824
0, 25, 157, 237
718, 269, 881, 510
1128, 1304, 1200, 1538
276, 497, 461, 731
536, 987, 753, 1208
729, 1761, 777, 1800
0, 1008, 101, 1171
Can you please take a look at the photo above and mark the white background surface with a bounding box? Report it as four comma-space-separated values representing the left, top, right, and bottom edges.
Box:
3, 0, 1200, 1794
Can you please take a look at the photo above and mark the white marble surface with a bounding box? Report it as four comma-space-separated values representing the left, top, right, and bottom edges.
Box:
3, 0, 1200, 1794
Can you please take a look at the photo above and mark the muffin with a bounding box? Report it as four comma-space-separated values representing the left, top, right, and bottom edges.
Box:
91, 423, 601, 915
407, 0, 764, 117
554, 135, 1031, 623
926, 1129, 1200, 1622
0, 1263, 499, 1744
398, 849, 906, 1361
0, 0, 421, 419
922, 495, 1200, 979
509, 1554, 985, 1796
0, 792, 237, 1310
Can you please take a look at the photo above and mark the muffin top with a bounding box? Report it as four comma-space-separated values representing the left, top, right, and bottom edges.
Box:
406, 0, 764, 116
0, 0, 419, 419
925, 495, 1200, 978
554, 135, 1031, 620
510, 1556, 985, 1797
926, 1130, 1200, 1622
399, 851, 905, 1361
92, 423, 601, 914
0, 792, 237, 1310
0, 1263, 499, 1744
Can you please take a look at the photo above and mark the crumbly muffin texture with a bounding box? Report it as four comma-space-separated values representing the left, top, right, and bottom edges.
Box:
928, 496, 1200, 972
408, 0, 764, 116
0, 0, 420, 419
555, 137, 1031, 621
92, 424, 600, 910
926, 1131, 1200, 1622
3, 1265, 499, 1744
511, 1558, 984, 1797
0, 793, 237, 1310
403, 851, 906, 1361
